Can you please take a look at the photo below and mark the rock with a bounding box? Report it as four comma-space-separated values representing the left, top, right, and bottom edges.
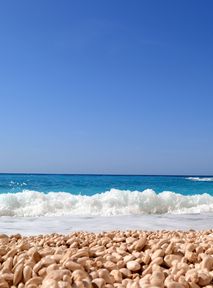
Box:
126, 261, 141, 272
201, 255, 213, 271
133, 236, 147, 251
164, 254, 182, 267
91, 278, 105, 288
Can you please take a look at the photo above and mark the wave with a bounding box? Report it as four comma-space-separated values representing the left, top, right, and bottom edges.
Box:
0, 189, 213, 217
186, 177, 213, 182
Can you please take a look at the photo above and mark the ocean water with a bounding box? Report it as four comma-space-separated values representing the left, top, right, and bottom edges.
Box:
0, 174, 213, 234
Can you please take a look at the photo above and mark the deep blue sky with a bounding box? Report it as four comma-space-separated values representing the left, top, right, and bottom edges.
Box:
0, 0, 212, 174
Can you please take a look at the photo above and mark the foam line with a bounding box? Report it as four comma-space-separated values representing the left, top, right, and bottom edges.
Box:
0, 189, 213, 216
186, 177, 213, 182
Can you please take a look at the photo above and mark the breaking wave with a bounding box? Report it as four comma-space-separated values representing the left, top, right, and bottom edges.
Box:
186, 177, 213, 182
0, 189, 213, 217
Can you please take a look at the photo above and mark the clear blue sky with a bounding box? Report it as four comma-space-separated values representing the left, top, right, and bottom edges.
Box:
0, 0, 212, 175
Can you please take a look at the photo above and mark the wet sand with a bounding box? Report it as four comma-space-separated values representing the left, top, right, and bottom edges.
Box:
1, 230, 213, 287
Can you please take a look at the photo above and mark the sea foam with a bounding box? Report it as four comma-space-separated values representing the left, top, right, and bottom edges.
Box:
0, 189, 213, 217
187, 177, 213, 182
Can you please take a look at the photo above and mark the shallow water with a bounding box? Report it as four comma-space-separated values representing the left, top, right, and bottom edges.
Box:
1, 174, 213, 195
0, 174, 213, 234
1, 213, 213, 236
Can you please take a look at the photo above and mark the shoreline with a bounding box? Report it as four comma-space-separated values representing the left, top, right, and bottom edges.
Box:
0, 230, 213, 287
1, 213, 213, 236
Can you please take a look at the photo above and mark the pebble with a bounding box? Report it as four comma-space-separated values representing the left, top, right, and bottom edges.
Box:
0, 230, 212, 287
126, 261, 141, 272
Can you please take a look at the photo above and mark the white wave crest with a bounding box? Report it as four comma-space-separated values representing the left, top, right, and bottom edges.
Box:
187, 177, 213, 182
1, 189, 213, 217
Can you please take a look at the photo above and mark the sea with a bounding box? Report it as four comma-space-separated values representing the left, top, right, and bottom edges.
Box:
0, 174, 213, 235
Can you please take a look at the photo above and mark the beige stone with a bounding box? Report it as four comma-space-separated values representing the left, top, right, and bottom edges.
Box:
133, 236, 147, 251
64, 260, 82, 271
167, 281, 185, 288
13, 263, 23, 285
201, 255, 213, 271
164, 254, 183, 267
110, 269, 123, 282
126, 261, 141, 272
91, 278, 105, 288
25, 276, 42, 287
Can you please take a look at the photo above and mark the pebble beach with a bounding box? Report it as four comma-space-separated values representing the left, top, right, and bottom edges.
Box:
1, 0, 213, 286
1, 175, 213, 287
1, 230, 213, 288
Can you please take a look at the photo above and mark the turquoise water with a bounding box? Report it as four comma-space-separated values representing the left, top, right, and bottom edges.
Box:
0, 174, 213, 217
0, 174, 213, 195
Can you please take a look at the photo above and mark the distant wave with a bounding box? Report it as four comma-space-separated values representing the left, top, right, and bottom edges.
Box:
186, 177, 213, 182
0, 189, 213, 217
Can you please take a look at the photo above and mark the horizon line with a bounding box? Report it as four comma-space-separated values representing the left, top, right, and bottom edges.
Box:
0, 173, 212, 177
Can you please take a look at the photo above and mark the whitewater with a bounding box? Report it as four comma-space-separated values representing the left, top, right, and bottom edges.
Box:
0, 174, 213, 234
1, 188, 213, 217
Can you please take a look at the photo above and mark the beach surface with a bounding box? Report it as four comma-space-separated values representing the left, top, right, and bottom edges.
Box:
1, 229, 213, 287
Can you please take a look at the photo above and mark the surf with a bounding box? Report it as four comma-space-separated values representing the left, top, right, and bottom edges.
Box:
0, 188, 213, 217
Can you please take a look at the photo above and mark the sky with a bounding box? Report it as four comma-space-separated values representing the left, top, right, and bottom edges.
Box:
0, 0, 213, 175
